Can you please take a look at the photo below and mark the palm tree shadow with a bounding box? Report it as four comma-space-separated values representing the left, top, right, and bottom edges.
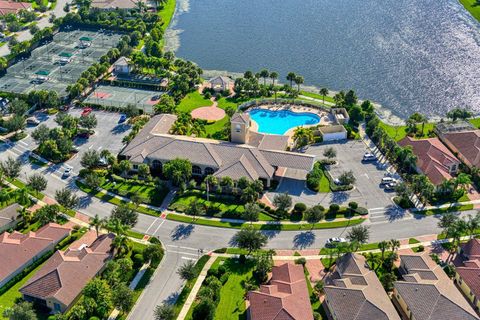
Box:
293, 231, 315, 249
170, 224, 195, 241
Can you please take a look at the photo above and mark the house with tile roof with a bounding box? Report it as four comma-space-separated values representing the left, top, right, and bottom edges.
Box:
455, 238, 480, 312
398, 136, 461, 185
120, 114, 314, 186
324, 253, 400, 320
393, 252, 479, 320
0, 203, 21, 234
209, 76, 232, 92
20, 233, 114, 313
0, 223, 71, 288
0, 0, 32, 15
90, 0, 145, 10
247, 263, 313, 320
435, 124, 480, 168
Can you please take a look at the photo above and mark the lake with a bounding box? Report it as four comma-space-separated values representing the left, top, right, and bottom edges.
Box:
166, 0, 480, 119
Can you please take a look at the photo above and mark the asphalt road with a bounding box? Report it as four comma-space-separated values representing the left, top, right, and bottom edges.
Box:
0, 128, 468, 320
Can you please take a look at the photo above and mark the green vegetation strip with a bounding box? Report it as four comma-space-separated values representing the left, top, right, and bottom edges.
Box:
417, 203, 474, 216
75, 180, 160, 217
460, 0, 480, 22
166, 213, 365, 230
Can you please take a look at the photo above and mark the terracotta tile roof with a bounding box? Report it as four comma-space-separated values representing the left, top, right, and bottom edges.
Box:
324, 253, 400, 320
395, 252, 479, 320
20, 233, 114, 309
442, 130, 480, 167
0, 1, 31, 15
462, 238, 480, 260
90, 0, 144, 9
0, 223, 71, 284
398, 136, 460, 185
248, 131, 289, 151
248, 263, 313, 320
231, 112, 250, 125
120, 115, 315, 181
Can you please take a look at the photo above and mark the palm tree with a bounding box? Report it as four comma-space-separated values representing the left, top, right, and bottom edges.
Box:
286, 72, 296, 88
293, 127, 313, 149
465, 213, 480, 239
269, 72, 278, 87
389, 239, 400, 253
108, 218, 130, 256
378, 240, 389, 262
89, 214, 103, 237
366, 252, 381, 270
294, 75, 304, 93
319, 88, 329, 105
259, 69, 269, 86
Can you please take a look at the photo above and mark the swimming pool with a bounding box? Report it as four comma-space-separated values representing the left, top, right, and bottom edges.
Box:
248, 108, 320, 135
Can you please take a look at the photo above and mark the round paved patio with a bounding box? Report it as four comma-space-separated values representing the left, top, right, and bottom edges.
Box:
191, 101, 226, 121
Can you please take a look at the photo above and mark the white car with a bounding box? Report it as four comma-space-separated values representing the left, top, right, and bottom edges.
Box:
63, 168, 72, 178
363, 153, 377, 161
326, 237, 347, 247
381, 177, 396, 185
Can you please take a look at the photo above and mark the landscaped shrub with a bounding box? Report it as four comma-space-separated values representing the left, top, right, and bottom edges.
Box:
217, 265, 226, 277
348, 202, 358, 211
239, 254, 246, 263
213, 248, 227, 254
132, 254, 144, 268
207, 268, 218, 278
149, 237, 160, 244
306, 162, 324, 191
294, 257, 306, 266
294, 203, 307, 213
417, 245, 424, 252
219, 272, 230, 285
355, 207, 369, 215
329, 204, 340, 214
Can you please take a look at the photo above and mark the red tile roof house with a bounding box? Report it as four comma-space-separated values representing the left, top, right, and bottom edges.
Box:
20, 232, 115, 313
436, 126, 480, 168
0, 223, 71, 288
393, 252, 479, 320
247, 263, 314, 320
398, 136, 461, 185
0, 1, 32, 15
455, 238, 480, 312
324, 253, 401, 320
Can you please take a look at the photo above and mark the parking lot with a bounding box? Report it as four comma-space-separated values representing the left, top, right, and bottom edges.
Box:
0, 29, 122, 97
268, 140, 399, 215
15, 108, 131, 178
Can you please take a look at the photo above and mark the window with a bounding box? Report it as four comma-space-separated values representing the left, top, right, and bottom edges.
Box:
204, 167, 215, 175
54, 303, 61, 312
152, 160, 162, 169
451, 165, 457, 172
192, 166, 202, 175
235, 124, 241, 133
133, 164, 138, 170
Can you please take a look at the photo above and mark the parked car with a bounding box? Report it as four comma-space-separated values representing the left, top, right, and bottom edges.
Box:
118, 114, 127, 124
333, 178, 341, 185
26, 117, 40, 126
77, 132, 90, 139
81, 107, 92, 117
384, 182, 398, 191
362, 152, 377, 162
381, 177, 396, 185
326, 237, 347, 247
62, 167, 72, 178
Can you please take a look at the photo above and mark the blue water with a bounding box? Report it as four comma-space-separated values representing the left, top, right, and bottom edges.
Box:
168, 0, 480, 118
249, 109, 320, 135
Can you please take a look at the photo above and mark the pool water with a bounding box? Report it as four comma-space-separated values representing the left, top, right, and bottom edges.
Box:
248, 109, 320, 135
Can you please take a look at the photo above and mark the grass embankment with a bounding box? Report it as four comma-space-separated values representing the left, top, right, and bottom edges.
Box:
417, 203, 474, 216
459, 0, 480, 22
159, 0, 176, 32
100, 178, 168, 207
378, 122, 435, 142
299, 90, 335, 104
167, 212, 365, 230
177, 91, 213, 113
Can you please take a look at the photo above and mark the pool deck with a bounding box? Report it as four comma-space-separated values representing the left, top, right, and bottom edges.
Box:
247, 103, 335, 138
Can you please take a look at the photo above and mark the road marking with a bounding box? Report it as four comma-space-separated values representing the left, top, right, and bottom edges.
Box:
97, 146, 102, 151
166, 250, 198, 256
369, 207, 387, 211
152, 219, 165, 235
88, 145, 93, 150
167, 245, 199, 251
144, 218, 159, 234
181, 256, 197, 261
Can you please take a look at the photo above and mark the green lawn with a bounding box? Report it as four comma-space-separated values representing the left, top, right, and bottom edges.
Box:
419, 203, 474, 216
203, 115, 229, 139
167, 212, 365, 230
159, 0, 176, 31
459, 0, 480, 22
470, 117, 480, 128
408, 238, 420, 245
299, 90, 335, 104
379, 122, 435, 142
177, 91, 213, 113
100, 178, 168, 207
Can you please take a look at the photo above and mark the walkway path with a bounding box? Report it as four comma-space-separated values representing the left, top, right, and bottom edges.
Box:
176, 255, 217, 320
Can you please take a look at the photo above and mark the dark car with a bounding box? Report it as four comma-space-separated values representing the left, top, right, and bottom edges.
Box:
118, 114, 127, 124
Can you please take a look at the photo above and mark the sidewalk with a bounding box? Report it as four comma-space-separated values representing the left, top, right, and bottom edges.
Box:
176, 255, 217, 320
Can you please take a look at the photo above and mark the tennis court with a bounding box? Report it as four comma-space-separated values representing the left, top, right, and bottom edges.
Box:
0, 29, 122, 97
84, 85, 164, 114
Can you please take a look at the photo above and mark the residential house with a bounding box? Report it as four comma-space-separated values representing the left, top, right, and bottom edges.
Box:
398, 136, 461, 185
120, 114, 314, 186
324, 253, 400, 320
331, 108, 350, 125
0, 223, 71, 288
247, 263, 313, 320
0, 203, 21, 234
20, 233, 114, 313
393, 252, 479, 320
455, 238, 480, 311
209, 76, 232, 92
0, 1, 32, 15
435, 122, 480, 168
